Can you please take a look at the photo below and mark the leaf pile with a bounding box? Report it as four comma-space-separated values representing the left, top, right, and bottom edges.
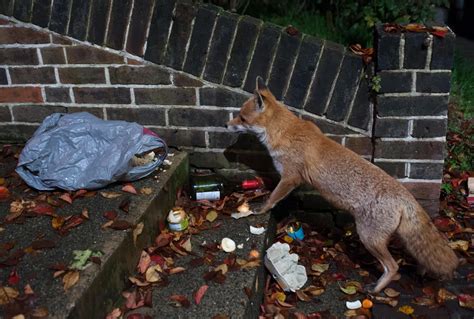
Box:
108, 188, 269, 317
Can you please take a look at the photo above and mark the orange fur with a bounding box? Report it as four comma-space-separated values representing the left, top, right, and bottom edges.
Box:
227, 77, 459, 293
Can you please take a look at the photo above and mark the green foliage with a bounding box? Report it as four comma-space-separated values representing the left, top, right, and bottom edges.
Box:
246, 0, 449, 47
370, 75, 381, 93
441, 182, 453, 195
451, 55, 474, 119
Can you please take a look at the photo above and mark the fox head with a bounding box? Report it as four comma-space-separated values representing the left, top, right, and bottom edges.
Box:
226, 76, 276, 135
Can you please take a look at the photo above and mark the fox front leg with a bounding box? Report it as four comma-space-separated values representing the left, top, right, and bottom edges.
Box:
255, 176, 300, 214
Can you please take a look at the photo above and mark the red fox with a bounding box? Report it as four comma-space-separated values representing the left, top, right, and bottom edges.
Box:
227, 76, 459, 293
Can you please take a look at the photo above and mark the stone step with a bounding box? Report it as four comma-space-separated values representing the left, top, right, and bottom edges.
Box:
0, 149, 188, 318
125, 210, 275, 319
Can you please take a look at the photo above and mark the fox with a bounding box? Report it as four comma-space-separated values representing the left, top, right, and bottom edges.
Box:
227, 76, 459, 293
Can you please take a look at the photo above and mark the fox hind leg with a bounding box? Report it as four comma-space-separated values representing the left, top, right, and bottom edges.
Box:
357, 226, 400, 293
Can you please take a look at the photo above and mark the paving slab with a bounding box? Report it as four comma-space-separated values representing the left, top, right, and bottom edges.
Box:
0, 146, 188, 318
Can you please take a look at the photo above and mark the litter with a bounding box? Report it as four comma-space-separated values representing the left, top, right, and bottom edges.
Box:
16, 112, 167, 191
167, 208, 189, 232
286, 222, 304, 240
346, 300, 362, 310
250, 225, 266, 235
264, 242, 307, 292
221, 238, 236, 252
231, 202, 254, 219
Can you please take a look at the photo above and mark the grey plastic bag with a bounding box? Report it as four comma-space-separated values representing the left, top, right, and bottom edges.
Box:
16, 112, 168, 191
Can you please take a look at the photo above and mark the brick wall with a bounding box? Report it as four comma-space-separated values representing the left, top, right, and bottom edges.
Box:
0, 0, 456, 214
374, 25, 454, 214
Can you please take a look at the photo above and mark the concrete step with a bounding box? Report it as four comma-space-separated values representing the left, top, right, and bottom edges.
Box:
0, 148, 188, 318
110, 189, 276, 318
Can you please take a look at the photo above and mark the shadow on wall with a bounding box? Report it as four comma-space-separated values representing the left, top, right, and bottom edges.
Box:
223, 133, 279, 179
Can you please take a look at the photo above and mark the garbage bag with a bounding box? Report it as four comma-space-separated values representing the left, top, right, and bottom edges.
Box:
16, 112, 168, 191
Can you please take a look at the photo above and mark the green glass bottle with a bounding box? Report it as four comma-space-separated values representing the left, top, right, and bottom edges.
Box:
190, 172, 223, 201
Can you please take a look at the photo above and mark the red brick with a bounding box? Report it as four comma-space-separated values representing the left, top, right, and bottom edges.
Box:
0, 87, 43, 103
41, 47, 66, 64
52, 34, 72, 45
66, 46, 124, 64
0, 27, 50, 44
402, 182, 441, 200
0, 48, 38, 65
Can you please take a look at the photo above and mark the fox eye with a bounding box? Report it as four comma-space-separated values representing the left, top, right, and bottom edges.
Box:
240, 115, 246, 123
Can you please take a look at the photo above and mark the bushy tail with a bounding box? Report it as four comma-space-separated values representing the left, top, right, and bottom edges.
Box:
397, 205, 459, 278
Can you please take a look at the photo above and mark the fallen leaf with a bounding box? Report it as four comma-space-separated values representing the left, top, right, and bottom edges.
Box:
52, 216, 65, 230
384, 287, 400, 298
412, 296, 435, 306
398, 305, 415, 315
24, 284, 34, 295
458, 294, 474, 310
181, 238, 192, 252
63, 271, 80, 291
128, 276, 149, 287
133, 222, 144, 245
304, 285, 325, 297
206, 210, 218, 223
140, 187, 153, 195
109, 219, 133, 230
0, 186, 10, 200
59, 193, 73, 204
194, 284, 209, 305
31, 307, 49, 318
311, 263, 329, 274
448, 240, 469, 251
169, 294, 190, 308
123, 291, 145, 309
340, 284, 357, 295
169, 267, 186, 275
296, 290, 312, 302
101, 220, 114, 229
138, 251, 151, 274
81, 208, 89, 219
103, 210, 118, 220
59, 215, 85, 235
0, 286, 19, 305
7, 269, 20, 286
122, 184, 137, 194
31, 239, 56, 250
119, 198, 131, 213
100, 191, 122, 199
436, 288, 457, 304
374, 295, 398, 307
214, 264, 228, 275
12, 315, 25, 319
31, 204, 55, 216
145, 265, 162, 283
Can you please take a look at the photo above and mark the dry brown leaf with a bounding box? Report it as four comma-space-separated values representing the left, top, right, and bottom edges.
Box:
214, 264, 228, 275
51, 216, 65, 230
169, 267, 186, 275
24, 284, 34, 295
448, 240, 469, 251
0, 286, 19, 305
59, 193, 73, 204
101, 220, 114, 229
181, 238, 192, 252
140, 187, 153, 195
133, 222, 144, 245
81, 208, 89, 219
63, 271, 80, 291
304, 285, 325, 297
100, 191, 122, 199
206, 210, 218, 223
137, 251, 151, 274
128, 276, 149, 287
31, 307, 49, 318
458, 294, 474, 310
296, 290, 312, 302
145, 265, 162, 283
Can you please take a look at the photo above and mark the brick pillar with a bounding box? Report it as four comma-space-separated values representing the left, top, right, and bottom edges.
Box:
373, 25, 455, 216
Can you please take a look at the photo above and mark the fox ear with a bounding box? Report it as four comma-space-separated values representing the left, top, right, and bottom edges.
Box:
256, 76, 267, 92
255, 76, 267, 111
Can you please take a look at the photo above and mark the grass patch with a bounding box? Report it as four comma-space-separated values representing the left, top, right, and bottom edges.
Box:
451, 54, 474, 119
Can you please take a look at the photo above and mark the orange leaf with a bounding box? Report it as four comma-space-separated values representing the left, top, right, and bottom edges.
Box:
0, 186, 10, 200
63, 271, 80, 291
